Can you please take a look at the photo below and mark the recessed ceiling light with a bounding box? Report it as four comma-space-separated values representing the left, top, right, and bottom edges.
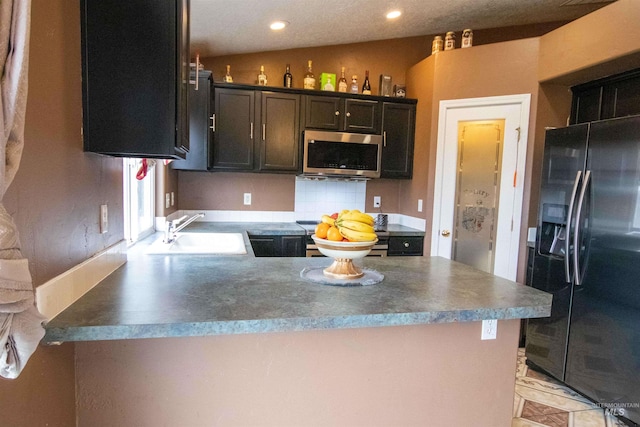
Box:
386, 10, 401, 19
270, 21, 288, 31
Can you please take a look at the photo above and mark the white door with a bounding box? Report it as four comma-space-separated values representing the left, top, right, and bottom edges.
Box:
431, 94, 531, 281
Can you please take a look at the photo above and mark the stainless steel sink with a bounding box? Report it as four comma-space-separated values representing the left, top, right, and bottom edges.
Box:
146, 232, 247, 255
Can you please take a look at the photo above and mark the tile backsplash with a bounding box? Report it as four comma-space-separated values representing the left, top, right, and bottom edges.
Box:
294, 178, 366, 221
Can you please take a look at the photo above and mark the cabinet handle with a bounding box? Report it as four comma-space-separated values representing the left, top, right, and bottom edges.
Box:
209, 115, 215, 131
335, 111, 340, 116
250, 122, 254, 140
346, 112, 351, 117
404, 242, 410, 248
383, 131, 387, 147
262, 123, 266, 141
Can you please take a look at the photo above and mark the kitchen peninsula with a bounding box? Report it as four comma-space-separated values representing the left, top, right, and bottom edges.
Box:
43, 229, 551, 426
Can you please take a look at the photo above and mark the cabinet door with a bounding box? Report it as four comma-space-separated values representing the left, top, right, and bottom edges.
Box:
249, 236, 279, 257
304, 96, 342, 130
603, 71, 640, 119
259, 92, 301, 172
80, 0, 188, 158
171, 71, 211, 171
388, 236, 424, 256
281, 236, 305, 257
344, 99, 381, 134
212, 88, 255, 170
570, 85, 603, 124
380, 103, 416, 179
176, 0, 190, 154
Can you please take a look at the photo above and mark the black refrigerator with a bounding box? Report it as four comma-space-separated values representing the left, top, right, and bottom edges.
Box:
526, 115, 640, 425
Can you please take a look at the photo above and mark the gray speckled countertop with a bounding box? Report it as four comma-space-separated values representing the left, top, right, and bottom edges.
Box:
43, 228, 551, 343
179, 221, 426, 237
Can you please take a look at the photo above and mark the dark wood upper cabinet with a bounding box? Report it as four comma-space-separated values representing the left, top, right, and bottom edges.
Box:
259, 92, 301, 172
571, 68, 640, 125
304, 96, 342, 130
304, 96, 381, 134
204, 83, 416, 178
211, 88, 255, 170
381, 102, 416, 179
211, 88, 301, 173
171, 70, 212, 171
80, 0, 190, 159
343, 98, 381, 134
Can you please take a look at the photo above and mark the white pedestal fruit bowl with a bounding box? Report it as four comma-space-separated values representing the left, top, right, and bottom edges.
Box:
311, 235, 378, 279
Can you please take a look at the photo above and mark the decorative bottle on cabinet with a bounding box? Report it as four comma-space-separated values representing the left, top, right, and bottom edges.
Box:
304, 60, 316, 89
257, 65, 267, 86
283, 64, 292, 88
223, 64, 233, 82
350, 75, 358, 94
362, 70, 371, 95
338, 67, 348, 93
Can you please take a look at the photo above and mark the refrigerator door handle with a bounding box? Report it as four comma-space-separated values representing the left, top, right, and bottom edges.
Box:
564, 170, 582, 283
573, 170, 591, 286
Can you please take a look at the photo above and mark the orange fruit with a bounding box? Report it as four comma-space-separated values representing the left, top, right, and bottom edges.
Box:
327, 226, 343, 241
315, 222, 330, 239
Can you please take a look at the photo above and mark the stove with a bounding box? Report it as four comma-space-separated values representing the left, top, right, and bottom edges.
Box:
296, 221, 389, 257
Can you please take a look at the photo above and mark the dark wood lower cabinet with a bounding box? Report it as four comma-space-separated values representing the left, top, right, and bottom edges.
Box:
249, 235, 305, 257
387, 236, 424, 256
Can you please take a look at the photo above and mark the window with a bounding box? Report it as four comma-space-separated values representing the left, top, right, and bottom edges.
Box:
123, 158, 156, 243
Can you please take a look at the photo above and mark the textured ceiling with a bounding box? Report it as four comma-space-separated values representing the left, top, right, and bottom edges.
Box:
190, 0, 614, 58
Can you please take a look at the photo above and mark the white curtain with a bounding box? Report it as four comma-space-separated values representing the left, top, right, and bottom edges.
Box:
0, 0, 45, 379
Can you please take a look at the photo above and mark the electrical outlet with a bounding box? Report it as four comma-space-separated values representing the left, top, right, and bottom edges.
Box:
373, 196, 381, 208
171, 192, 175, 206
481, 319, 497, 340
100, 204, 108, 234
165, 193, 170, 209
243, 193, 251, 205
418, 199, 423, 212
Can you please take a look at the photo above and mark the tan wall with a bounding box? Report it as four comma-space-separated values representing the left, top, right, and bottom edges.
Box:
76, 320, 520, 427
539, 0, 640, 85
178, 24, 566, 215
0, 0, 125, 423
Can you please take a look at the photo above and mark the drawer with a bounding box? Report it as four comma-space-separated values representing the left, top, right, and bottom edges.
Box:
388, 236, 424, 256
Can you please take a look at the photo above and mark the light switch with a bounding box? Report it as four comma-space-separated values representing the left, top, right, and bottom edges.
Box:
165, 193, 170, 209
418, 199, 423, 212
244, 193, 251, 205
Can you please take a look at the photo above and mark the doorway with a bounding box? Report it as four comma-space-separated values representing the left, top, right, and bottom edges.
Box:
431, 94, 531, 281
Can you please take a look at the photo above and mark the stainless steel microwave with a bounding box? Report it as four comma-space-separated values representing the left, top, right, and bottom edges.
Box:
302, 130, 382, 178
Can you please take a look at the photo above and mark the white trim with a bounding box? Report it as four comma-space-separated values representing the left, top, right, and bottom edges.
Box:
35, 241, 127, 321
431, 94, 531, 281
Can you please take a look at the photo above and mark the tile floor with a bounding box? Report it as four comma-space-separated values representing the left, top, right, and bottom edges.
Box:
513, 349, 632, 427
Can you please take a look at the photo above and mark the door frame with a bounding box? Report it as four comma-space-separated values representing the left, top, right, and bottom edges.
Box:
431, 94, 531, 281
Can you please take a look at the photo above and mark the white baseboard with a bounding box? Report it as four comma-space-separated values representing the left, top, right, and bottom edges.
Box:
35, 240, 127, 321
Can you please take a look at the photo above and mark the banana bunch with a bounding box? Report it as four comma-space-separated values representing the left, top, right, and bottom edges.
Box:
335, 210, 377, 242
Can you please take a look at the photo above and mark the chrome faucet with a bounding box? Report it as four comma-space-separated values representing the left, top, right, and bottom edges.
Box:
164, 213, 205, 244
